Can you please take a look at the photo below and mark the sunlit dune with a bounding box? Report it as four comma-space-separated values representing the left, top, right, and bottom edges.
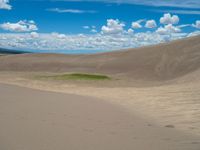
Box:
0, 36, 200, 150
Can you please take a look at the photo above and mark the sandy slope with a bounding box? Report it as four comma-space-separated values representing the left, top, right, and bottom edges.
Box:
0, 35, 200, 82
0, 36, 200, 149
0, 83, 200, 150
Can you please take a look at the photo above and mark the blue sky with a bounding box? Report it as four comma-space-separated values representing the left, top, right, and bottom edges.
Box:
0, 0, 199, 53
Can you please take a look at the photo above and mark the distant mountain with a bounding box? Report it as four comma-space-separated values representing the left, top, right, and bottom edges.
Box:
0, 48, 30, 54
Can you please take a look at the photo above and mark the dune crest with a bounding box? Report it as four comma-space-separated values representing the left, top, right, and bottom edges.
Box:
0, 35, 200, 82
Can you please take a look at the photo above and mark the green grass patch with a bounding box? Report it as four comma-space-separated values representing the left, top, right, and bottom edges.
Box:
37, 73, 111, 81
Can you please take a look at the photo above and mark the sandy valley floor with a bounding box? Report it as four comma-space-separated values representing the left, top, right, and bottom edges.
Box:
0, 71, 200, 150
1, 36, 200, 149
0, 83, 200, 150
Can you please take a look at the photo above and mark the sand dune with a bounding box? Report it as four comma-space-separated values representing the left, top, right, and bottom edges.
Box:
1, 36, 200, 149
0, 35, 200, 82
1, 83, 200, 150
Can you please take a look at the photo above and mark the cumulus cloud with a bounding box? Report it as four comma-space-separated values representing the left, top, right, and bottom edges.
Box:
30, 32, 39, 38
0, 0, 11, 10
160, 13, 179, 25
51, 32, 67, 39
127, 28, 134, 34
132, 22, 141, 29
0, 15, 195, 53
145, 20, 157, 28
156, 24, 181, 35
0, 31, 190, 52
101, 19, 125, 34
131, 20, 145, 29
165, 25, 181, 33
192, 20, 200, 29
0, 20, 38, 32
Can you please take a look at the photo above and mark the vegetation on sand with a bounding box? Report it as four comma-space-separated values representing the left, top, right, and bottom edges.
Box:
37, 73, 111, 81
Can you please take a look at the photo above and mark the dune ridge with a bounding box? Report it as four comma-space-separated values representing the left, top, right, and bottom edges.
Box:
0, 35, 200, 137
0, 35, 200, 82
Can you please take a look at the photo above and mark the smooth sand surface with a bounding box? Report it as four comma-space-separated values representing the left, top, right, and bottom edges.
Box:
0, 71, 200, 136
1, 36, 200, 149
1, 83, 200, 150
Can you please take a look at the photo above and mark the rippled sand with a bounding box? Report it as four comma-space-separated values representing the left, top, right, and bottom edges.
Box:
1, 36, 200, 149
1, 82, 200, 150
0, 72, 200, 136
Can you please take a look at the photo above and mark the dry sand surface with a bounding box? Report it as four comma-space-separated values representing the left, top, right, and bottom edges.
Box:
0, 83, 200, 150
0, 36, 200, 149
0, 35, 200, 82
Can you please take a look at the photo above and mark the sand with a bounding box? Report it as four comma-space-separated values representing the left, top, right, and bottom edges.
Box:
0, 71, 200, 136
1, 36, 200, 149
0, 35, 200, 82
0, 83, 200, 150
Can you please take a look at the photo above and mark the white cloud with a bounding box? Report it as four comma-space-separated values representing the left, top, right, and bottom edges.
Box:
47, 8, 96, 13
156, 27, 166, 35
178, 24, 191, 28
0, 20, 38, 32
30, 32, 39, 38
132, 22, 141, 29
192, 20, 200, 29
0, 16, 195, 53
91, 29, 97, 33
91, 26, 97, 32
127, 28, 134, 34
51, 32, 67, 39
51, 0, 200, 9
0, 31, 190, 52
0, 0, 11, 10
83, 25, 97, 32
165, 24, 181, 33
156, 24, 181, 35
187, 31, 200, 37
145, 20, 157, 28
160, 13, 179, 25
155, 9, 200, 15
101, 19, 125, 34
131, 20, 144, 29
83, 26, 90, 29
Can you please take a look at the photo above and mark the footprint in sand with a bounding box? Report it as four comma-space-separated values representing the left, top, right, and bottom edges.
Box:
191, 141, 200, 145
165, 125, 175, 128
147, 123, 152, 127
